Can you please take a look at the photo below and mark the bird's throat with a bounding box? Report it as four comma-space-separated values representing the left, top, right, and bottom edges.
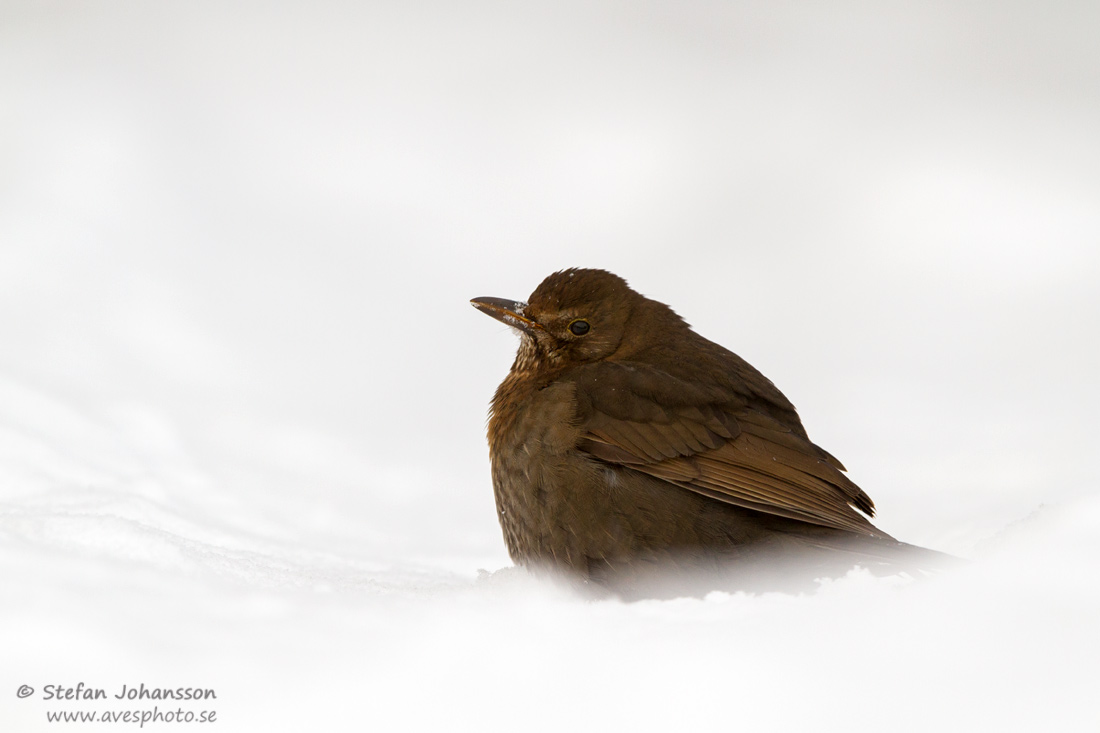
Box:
511, 335, 540, 374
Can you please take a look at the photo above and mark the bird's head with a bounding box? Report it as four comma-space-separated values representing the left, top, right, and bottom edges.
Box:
472, 268, 669, 373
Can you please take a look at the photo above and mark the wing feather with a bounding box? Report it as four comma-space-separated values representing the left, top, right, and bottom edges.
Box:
569, 362, 887, 538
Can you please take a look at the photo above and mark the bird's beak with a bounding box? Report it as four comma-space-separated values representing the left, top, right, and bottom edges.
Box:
470, 297, 543, 336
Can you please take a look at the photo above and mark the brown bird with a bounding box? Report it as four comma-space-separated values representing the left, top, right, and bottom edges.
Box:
472, 268, 946, 598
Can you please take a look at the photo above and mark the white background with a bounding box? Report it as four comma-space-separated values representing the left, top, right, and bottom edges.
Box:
2, 1, 1097, 730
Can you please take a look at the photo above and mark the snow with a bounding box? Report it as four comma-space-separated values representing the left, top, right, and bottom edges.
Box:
2, 1, 1099, 731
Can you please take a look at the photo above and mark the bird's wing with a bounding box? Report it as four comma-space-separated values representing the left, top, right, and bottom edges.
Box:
567, 362, 886, 537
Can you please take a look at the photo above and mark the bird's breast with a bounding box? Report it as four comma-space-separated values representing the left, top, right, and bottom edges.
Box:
487, 376, 602, 567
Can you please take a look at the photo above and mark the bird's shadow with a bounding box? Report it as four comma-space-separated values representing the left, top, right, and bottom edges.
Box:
479, 543, 963, 602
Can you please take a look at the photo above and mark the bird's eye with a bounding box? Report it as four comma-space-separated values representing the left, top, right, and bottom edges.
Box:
568, 319, 590, 336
